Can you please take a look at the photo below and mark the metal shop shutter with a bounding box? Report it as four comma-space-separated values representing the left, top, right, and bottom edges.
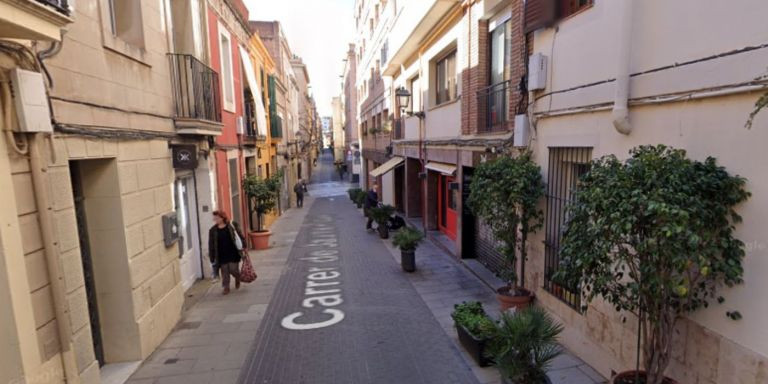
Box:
474, 218, 506, 276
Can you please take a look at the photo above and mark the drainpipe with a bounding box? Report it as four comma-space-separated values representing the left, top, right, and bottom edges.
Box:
29, 134, 81, 384
612, 0, 634, 135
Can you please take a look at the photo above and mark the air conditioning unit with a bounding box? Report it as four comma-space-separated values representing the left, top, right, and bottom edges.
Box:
514, 114, 530, 147
236, 116, 244, 135
528, 53, 548, 91
10, 68, 52, 133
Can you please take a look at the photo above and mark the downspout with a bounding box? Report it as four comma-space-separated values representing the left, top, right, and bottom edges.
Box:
612, 0, 634, 135
29, 135, 80, 384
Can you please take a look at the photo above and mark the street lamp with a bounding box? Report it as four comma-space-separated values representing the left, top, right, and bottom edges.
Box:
395, 86, 425, 119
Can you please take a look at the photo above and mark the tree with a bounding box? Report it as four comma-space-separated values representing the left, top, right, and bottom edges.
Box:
554, 145, 750, 384
468, 152, 545, 288
243, 170, 282, 232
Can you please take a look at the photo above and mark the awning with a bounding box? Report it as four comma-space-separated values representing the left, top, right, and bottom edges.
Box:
239, 46, 267, 136
425, 162, 457, 175
370, 157, 404, 177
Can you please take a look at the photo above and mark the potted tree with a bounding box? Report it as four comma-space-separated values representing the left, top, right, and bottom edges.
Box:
392, 226, 424, 272
242, 171, 282, 250
451, 301, 496, 367
468, 152, 545, 311
554, 145, 750, 384
368, 204, 395, 239
353, 189, 366, 209
348, 188, 363, 203
487, 306, 563, 384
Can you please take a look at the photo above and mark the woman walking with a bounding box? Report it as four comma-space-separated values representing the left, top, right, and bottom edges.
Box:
208, 210, 245, 295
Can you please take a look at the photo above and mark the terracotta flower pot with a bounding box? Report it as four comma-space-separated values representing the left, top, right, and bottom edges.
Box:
249, 230, 271, 250
496, 286, 534, 312
613, 371, 678, 384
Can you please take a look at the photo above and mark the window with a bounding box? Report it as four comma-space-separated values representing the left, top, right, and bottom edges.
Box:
380, 41, 388, 64
409, 75, 420, 113
435, 50, 457, 105
219, 25, 236, 112
544, 147, 592, 311
490, 21, 509, 86
107, 0, 145, 48
560, 0, 593, 18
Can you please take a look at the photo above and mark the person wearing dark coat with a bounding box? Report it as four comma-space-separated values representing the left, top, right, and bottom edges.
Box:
294, 180, 307, 208
208, 210, 245, 295
364, 184, 379, 231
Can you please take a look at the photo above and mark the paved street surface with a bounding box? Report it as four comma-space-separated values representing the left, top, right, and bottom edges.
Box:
127, 151, 604, 384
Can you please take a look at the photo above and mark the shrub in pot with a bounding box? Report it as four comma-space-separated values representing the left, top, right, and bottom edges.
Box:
392, 226, 423, 272
554, 145, 750, 384
487, 306, 563, 384
353, 189, 366, 208
468, 152, 545, 311
348, 188, 363, 203
242, 171, 282, 250
369, 204, 395, 239
451, 301, 496, 367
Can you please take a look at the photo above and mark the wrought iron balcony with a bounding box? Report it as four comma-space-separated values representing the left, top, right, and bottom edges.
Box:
477, 80, 511, 133
35, 0, 69, 15
168, 54, 222, 127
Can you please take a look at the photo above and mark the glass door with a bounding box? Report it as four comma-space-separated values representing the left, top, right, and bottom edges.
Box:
175, 176, 201, 291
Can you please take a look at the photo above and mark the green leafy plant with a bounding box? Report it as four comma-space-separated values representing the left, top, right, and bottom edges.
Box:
487, 306, 563, 384
243, 171, 282, 232
554, 145, 750, 384
369, 204, 395, 226
745, 71, 768, 129
348, 188, 363, 202
451, 301, 496, 340
353, 189, 367, 207
467, 152, 545, 288
392, 226, 424, 252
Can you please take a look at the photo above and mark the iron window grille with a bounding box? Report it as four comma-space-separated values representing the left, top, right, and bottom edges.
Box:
544, 146, 592, 311
168, 54, 222, 123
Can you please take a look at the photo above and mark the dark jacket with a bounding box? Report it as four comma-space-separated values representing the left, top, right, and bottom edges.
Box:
364, 190, 378, 209
294, 182, 307, 195
208, 221, 245, 264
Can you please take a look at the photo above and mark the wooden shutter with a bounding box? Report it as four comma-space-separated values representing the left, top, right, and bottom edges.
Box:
524, 0, 557, 33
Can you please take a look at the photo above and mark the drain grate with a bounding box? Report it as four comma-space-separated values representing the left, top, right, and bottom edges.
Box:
164, 358, 179, 365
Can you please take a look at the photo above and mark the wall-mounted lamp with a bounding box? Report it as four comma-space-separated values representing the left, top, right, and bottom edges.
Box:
395, 86, 424, 119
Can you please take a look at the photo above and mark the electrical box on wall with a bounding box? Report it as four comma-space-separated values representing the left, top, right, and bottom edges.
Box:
10, 68, 52, 133
236, 116, 244, 134
514, 114, 530, 147
162, 212, 179, 247
528, 53, 548, 91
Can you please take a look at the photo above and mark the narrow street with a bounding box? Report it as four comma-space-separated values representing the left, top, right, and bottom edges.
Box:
238, 151, 478, 383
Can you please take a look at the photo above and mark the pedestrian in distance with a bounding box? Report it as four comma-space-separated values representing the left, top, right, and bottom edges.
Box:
208, 210, 245, 295
294, 180, 308, 208
364, 184, 379, 231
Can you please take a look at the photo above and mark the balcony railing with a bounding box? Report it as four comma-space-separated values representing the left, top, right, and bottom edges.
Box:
36, 0, 70, 16
168, 54, 222, 123
477, 80, 511, 133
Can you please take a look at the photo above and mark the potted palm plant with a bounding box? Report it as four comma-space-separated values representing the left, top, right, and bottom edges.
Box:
242, 171, 281, 250
392, 226, 423, 272
353, 189, 366, 209
487, 307, 563, 384
451, 301, 496, 367
468, 152, 545, 311
348, 188, 363, 203
369, 204, 395, 239
555, 145, 750, 384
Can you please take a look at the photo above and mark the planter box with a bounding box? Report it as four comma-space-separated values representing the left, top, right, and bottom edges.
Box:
456, 324, 493, 367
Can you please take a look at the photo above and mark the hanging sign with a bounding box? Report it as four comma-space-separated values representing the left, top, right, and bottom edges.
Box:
172, 145, 198, 169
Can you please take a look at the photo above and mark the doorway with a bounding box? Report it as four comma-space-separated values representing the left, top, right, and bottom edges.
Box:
175, 175, 202, 291
70, 161, 105, 366
438, 174, 458, 240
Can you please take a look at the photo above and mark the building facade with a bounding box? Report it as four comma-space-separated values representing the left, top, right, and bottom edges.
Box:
342, 43, 361, 183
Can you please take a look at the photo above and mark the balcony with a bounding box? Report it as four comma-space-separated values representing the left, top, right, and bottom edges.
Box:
168, 54, 223, 135
477, 80, 511, 133
0, 0, 72, 41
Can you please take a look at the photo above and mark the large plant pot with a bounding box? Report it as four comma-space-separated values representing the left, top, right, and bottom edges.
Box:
377, 225, 389, 239
356, 203, 363, 209
401, 250, 416, 272
249, 230, 271, 250
613, 371, 678, 384
496, 286, 534, 312
456, 324, 492, 367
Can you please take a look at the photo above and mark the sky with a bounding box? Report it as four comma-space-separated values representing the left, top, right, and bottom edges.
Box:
244, 0, 355, 117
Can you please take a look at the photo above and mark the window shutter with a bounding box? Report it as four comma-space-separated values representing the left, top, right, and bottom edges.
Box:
524, 0, 557, 33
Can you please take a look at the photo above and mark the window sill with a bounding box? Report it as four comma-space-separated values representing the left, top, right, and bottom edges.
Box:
102, 34, 149, 66
429, 97, 460, 112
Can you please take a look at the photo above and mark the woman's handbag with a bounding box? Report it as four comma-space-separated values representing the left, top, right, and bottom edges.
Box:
239, 252, 257, 283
